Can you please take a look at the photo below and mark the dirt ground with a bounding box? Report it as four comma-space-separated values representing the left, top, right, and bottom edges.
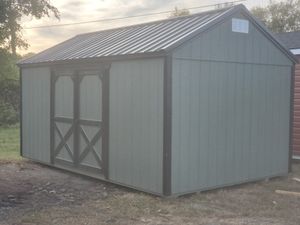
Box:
0, 160, 299, 225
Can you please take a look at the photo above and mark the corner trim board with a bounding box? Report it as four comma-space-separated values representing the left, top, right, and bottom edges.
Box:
50, 69, 56, 164
73, 70, 80, 167
163, 55, 172, 196
102, 64, 111, 179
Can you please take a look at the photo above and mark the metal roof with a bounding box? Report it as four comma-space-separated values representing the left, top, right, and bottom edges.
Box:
18, 4, 297, 65
276, 31, 300, 50
19, 6, 238, 65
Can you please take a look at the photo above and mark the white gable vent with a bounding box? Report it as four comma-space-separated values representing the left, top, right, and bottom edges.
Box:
232, 18, 249, 33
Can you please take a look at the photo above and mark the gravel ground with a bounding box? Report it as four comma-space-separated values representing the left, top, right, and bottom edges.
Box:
0, 160, 300, 225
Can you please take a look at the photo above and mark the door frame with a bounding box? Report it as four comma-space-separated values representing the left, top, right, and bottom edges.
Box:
50, 63, 110, 179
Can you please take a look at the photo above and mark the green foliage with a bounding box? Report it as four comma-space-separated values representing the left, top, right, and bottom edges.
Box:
0, 2, 59, 127
0, 48, 19, 80
169, 7, 190, 18
0, 76, 20, 111
0, 48, 20, 126
0, 0, 60, 54
252, 0, 300, 33
0, 101, 18, 126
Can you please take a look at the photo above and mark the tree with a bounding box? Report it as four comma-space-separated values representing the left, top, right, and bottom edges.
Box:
0, 48, 20, 125
251, 0, 300, 33
169, 7, 190, 18
0, 0, 58, 125
0, 0, 60, 55
22, 52, 35, 59
0, 48, 19, 81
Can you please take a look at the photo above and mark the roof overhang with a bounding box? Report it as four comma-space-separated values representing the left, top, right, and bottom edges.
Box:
18, 50, 166, 68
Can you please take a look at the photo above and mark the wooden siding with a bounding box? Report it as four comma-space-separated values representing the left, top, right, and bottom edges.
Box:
171, 60, 290, 194
173, 13, 292, 67
109, 58, 164, 194
22, 67, 51, 163
171, 13, 292, 195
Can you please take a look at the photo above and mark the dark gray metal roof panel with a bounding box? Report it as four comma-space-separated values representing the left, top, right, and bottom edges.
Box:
276, 31, 300, 49
18, 4, 297, 65
18, 6, 235, 65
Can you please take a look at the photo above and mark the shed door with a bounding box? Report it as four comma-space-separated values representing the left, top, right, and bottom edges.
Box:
51, 67, 109, 178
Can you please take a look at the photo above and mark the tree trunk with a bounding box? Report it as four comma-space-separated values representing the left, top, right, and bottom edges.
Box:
10, 26, 16, 56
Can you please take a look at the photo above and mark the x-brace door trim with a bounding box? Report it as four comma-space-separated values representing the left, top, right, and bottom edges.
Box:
50, 64, 110, 179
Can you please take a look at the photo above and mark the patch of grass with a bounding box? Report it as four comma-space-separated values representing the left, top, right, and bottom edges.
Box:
0, 125, 21, 160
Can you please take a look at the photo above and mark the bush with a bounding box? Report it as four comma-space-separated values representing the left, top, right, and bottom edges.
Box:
0, 100, 18, 126
0, 48, 20, 126
0, 78, 20, 111
0, 79, 20, 126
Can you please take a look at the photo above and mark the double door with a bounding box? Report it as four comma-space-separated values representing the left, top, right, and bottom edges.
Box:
50, 66, 109, 178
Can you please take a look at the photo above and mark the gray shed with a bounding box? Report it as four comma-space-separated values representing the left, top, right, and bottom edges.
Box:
18, 4, 296, 196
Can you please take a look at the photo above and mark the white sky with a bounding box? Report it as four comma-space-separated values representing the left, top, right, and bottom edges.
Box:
20, 0, 269, 54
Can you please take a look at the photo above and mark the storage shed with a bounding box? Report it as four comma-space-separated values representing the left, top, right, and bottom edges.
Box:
18, 4, 296, 196
275, 31, 300, 160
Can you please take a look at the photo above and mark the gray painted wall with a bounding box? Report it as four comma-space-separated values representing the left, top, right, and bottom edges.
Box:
173, 13, 292, 67
109, 58, 164, 194
22, 67, 51, 163
171, 13, 293, 194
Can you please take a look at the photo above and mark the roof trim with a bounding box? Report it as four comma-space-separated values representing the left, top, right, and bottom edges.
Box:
18, 50, 166, 68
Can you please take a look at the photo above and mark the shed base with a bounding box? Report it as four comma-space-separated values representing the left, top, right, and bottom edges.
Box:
23, 157, 290, 197
22, 157, 164, 197
170, 173, 288, 197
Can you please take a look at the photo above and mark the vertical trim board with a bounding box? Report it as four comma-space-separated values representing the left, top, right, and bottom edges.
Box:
102, 64, 111, 179
50, 69, 55, 164
73, 71, 80, 167
163, 55, 172, 196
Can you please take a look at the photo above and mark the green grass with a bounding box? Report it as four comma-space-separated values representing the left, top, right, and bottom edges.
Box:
0, 125, 21, 160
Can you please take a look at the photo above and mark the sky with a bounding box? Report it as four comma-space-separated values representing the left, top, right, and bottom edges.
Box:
19, 0, 269, 55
